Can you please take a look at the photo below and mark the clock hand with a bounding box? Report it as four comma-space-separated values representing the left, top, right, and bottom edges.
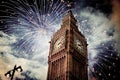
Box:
78, 44, 80, 46
58, 42, 61, 45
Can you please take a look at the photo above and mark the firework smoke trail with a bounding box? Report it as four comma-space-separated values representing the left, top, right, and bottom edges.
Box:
0, 0, 68, 58
91, 42, 120, 80
0, 0, 75, 79
77, 9, 120, 80
0, 0, 120, 80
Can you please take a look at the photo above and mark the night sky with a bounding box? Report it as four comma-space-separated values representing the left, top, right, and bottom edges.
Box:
0, 0, 120, 80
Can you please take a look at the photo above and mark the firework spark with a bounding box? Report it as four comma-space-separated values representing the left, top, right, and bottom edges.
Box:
0, 0, 120, 80
0, 0, 69, 58
0, 0, 69, 79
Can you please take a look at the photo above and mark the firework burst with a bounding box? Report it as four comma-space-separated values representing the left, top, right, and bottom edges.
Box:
0, 0, 120, 80
79, 9, 120, 80
0, 0, 69, 58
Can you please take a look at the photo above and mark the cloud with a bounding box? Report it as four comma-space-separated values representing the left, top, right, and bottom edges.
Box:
78, 8, 120, 79
0, 31, 48, 80
0, 53, 47, 80
0, 31, 17, 53
111, 0, 120, 28
111, 0, 120, 53
78, 8, 116, 58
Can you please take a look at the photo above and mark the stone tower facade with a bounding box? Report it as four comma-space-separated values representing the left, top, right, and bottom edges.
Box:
47, 11, 88, 80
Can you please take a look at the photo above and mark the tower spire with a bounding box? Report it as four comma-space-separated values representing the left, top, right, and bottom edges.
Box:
61, 10, 78, 31
62, 10, 77, 23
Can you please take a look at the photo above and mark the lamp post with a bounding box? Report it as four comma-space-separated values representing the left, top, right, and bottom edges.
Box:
5, 65, 23, 80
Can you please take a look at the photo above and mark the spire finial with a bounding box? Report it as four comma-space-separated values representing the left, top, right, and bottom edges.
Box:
62, 9, 77, 28
67, 10, 72, 14
66, 9, 74, 17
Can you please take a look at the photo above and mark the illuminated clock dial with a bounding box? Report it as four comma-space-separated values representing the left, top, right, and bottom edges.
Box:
74, 37, 86, 56
53, 36, 65, 50
75, 39, 83, 50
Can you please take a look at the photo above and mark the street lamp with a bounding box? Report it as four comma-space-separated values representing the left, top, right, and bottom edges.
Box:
5, 65, 23, 80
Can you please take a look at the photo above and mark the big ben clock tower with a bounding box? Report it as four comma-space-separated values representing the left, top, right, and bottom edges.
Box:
47, 10, 88, 80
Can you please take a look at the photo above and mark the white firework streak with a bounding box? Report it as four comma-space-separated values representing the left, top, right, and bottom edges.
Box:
0, 0, 68, 57
77, 9, 120, 80
0, 0, 120, 80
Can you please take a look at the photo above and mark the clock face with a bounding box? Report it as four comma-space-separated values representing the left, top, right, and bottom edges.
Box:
53, 36, 65, 50
74, 36, 87, 56
75, 39, 84, 51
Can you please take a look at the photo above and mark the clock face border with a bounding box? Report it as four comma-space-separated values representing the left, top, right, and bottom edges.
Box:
74, 34, 86, 56
53, 36, 65, 50
75, 39, 83, 50
52, 34, 66, 52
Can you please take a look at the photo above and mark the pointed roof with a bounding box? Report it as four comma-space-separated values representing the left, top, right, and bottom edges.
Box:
62, 10, 77, 25
61, 10, 85, 38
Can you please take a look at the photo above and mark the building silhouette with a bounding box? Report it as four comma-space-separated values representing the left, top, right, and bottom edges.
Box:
47, 10, 88, 80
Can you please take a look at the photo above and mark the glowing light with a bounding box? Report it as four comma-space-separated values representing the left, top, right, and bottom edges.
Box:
0, 0, 120, 80
0, 0, 68, 56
